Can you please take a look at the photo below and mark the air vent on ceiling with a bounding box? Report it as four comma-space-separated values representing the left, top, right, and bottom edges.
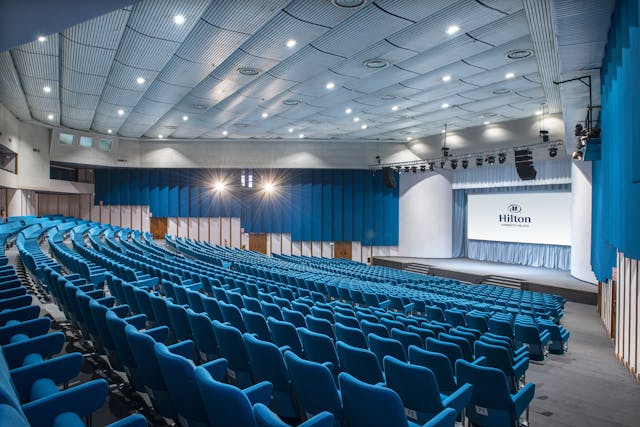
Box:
364, 58, 388, 69
379, 94, 397, 100
237, 67, 260, 76
192, 104, 208, 110
506, 49, 534, 59
332, 0, 365, 7
309, 119, 321, 124
282, 99, 301, 106
492, 88, 512, 95
117, 159, 128, 163
165, 125, 178, 130
234, 123, 249, 128
483, 112, 498, 118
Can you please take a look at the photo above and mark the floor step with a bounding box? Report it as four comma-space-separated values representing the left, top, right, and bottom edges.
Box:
404, 263, 432, 276
483, 275, 523, 289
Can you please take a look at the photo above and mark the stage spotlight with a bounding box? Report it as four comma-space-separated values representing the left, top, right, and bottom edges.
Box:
442, 147, 450, 157
404, 166, 410, 173
572, 150, 583, 160
486, 155, 495, 165
498, 153, 506, 164
476, 158, 483, 167
461, 160, 469, 169
574, 123, 583, 136
539, 129, 549, 142
549, 147, 558, 158
411, 166, 417, 173
214, 182, 225, 191
450, 159, 458, 170
577, 135, 587, 149
427, 162, 434, 171
264, 182, 274, 192
420, 164, 426, 172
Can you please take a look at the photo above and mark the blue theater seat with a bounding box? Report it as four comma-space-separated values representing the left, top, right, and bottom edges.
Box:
336, 340, 384, 385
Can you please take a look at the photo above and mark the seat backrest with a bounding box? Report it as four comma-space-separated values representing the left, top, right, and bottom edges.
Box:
425, 338, 462, 372
439, 332, 473, 361
219, 301, 246, 332
241, 309, 271, 341
360, 319, 389, 339
298, 327, 339, 368
335, 323, 368, 349
282, 308, 307, 328
201, 295, 224, 322
474, 340, 514, 376
367, 333, 406, 366
284, 351, 342, 420
311, 306, 335, 323
267, 317, 303, 356
390, 328, 423, 354
383, 356, 444, 424
338, 372, 409, 427
186, 309, 219, 358
335, 313, 360, 329
305, 315, 335, 341
166, 302, 192, 341
380, 317, 405, 332
406, 325, 435, 344
407, 346, 458, 395
212, 320, 251, 372
243, 334, 289, 391
336, 341, 384, 385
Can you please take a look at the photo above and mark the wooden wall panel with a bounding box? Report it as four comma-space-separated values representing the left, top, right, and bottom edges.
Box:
80, 195, 91, 220
69, 195, 80, 218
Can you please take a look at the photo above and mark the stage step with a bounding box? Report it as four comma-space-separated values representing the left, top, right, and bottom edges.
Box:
483, 275, 523, 289
404, 263, 432, 276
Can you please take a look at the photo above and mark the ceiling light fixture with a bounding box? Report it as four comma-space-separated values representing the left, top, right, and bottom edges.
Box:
117, 109, 124, 116
107, 129, 112, 134
442, 75, 451, 82
136, 77, 145, 85
486, 155, 496, 165
450, 159, 458, 170
446, 25, 460, 35
222, 130, 228, 136
173, 14, 185, 25
361, 124, 367, 129
238, 67, 260, 76
288, 128, 293, 133
549, 147, 558, 158
299, 133, 305, 138
37, 36, 47, 42
484, 121, 491, 125
326, 82, 335, 90
47, 114, 54, 120
506, 49, 534, 59
286, 39, 297, 48
505, 72, 515, 79
332, 0, 365, 7
264, 183, 274, 192
391, 105, 398, 111
476, 158, 483, 167
572, 150, 583, 160
353, 117, 360, 122
182, 115, 189, 121
406, 137, 412, 141
158, 134, 163, 139
261, 112, 269, 118
441, 103, 450, 109
498, 153, 507, 164
364, 58, 389, 69
535, 110, 542, 115
343, 108, 352, 115
462, 160, 469, 169
43, 86, 51, 93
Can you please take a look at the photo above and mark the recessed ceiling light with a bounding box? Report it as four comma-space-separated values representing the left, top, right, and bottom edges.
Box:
286, 39, 297, 48
379, 94, 397, 100
158, 134, 163, 139
136, 77, 145, 85
261, 112, 269, 118
441, 103, 450, 109
446, 25, 460, 35
326, 82, 335, 90
391, 105, 399, 111
535, 110, 542, 115
182, 115, 189, 121
173, 14, 185, 25
282, 99, 301, 106
332, 0, 365, 7
288, 128, 293, 133
192, 104, 208, 110
238, 67, 260, 76
117, 109, 124, 116
47, 114, 54, 120
506, 49, 534, 59
353, 117, 360, 122
505, 72, 515, 79
441, 130, 446, 133
37, 36, 47, 42
107, 129, 112, 134
406, 137, 412, 141
345, 108, 352, 114
364, 58, 389, 69
43, 86, 51, 93
484, 121, 491, 125
361, 124, 367, 129
299, 133, 305, 138
222, 130, 228, 136
442, 75, 452, 82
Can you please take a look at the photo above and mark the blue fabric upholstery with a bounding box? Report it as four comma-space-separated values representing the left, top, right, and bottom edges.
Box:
336, 341, 384, 385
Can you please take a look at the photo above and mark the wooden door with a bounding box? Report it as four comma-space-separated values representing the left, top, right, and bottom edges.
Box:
249, 233, 267, 254
334, 241, 352, 260
150, 217, 168, 239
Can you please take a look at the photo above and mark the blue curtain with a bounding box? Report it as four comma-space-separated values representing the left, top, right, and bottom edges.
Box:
592, 0, 640, 281
452, 184, 571, 269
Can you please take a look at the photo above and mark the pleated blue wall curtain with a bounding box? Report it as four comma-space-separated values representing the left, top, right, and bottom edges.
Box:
94, 168, 399, 246
452, 184, 571, 269
592, 0, 640, 281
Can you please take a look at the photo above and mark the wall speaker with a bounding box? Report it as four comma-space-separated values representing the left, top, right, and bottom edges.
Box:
514, 149, 537, 180
382, 167, 396, 189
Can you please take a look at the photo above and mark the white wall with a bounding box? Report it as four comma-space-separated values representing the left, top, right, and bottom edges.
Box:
399, 172, 453, 258
571, 162, 597, 283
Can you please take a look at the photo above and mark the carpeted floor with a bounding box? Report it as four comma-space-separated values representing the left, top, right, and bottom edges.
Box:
527, 302, 640, 426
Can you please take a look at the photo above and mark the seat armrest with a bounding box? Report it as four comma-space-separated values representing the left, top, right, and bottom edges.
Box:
471, 356, 487, 366
201, 358, 228, 381
105, 414, 148, 427
168, 340, 195, 359
244, 381, 273, 406
96, 296, 116, 307
299, 411, 335, 427
0, 317, 51, 345
11, 352, 84, 402
111, 305, 131, 317
143, 326, 169, 343
278, 345, 292, 354
442, 383, 472, 414
322, 361, 335, 372
512, 382, 535, 417
22, 379, 109, 427
85, 289, 104, 299
125, 314, 147, 329
378, 300, 391, 310
2, 332, 65, 369
422, 407, 456, 427
513, 357, 529, 379
0, 305, 40, 326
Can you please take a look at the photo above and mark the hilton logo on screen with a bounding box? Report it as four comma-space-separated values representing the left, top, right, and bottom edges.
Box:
498, 204, 531, 227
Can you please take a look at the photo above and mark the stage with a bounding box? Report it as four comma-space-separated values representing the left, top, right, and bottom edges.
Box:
372, 257, 598, 305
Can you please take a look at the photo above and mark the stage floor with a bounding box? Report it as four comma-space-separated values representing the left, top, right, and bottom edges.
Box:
374, 257, 598, 304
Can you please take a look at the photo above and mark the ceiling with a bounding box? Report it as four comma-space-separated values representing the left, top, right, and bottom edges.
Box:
0, 0, 612, 146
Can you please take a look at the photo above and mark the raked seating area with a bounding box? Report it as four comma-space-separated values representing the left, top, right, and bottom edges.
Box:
13, 218, 572, 426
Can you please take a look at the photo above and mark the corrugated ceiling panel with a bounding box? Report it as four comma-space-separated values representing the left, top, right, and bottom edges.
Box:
64, 8, 130, 48
399, 37, 493, 75
200, 0, 289, 35
468, 9, 529, 46
284, 0, 369, 28
115, 31, 180, 70
348, 66, 417, 93
330, 40, 416, 78
269, 46, 342, 81
462, 57, 539, 86
464, 35, 534, 70
0, 52, 31, 120
175, 21, 248, 64
128, 0, 210, 41
375, 0, 459, 21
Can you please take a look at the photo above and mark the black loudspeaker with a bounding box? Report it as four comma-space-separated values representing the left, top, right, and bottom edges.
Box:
514, 149, 536, 180
382, 167, 396, 189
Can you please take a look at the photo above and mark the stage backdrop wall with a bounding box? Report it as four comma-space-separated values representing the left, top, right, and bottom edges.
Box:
94, 168, 399, 246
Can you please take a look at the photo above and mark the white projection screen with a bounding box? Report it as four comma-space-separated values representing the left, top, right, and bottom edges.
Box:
467, 192, 571, 246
